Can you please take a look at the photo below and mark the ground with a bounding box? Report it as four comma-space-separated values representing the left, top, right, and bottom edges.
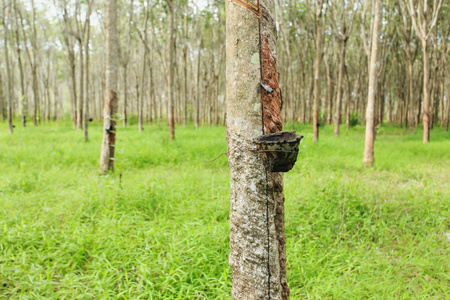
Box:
0, 120, 449, 299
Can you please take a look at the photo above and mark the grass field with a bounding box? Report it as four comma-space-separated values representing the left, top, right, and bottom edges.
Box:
0, 120, 449, 299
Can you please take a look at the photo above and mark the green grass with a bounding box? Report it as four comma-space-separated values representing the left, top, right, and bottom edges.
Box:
0, 120, 449, 299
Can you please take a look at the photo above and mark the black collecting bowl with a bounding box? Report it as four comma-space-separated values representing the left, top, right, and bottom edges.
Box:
254, 131, 303, 172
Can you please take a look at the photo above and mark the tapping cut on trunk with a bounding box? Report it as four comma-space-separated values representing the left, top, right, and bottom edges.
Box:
260, 37, 283, 135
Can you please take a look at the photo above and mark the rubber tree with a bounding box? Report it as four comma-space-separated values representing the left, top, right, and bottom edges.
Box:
18, 0, 40, 126
399, 1, 418, 134
99, 0, 118, 174
167, 0, 175, 140
59, 0, 78, 127
406, 0, 443, 143
363, 0, 380, 167
137, 0, 149, 133
329, 0, 355, 136
13, 0, 26, 127
313, 0, 324, 141
226, 0, 289, 298
120, 0, 133, 128
3, 0, 13, 134
83, 0, 92, 141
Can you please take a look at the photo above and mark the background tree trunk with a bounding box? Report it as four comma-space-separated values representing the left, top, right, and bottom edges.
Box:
167, 0, 175, 140
363, 0, 380, 167
334, 41, 345, 136
406, 0, 443, 142
313, 0, 323, 141
99, 0, 118, 174
3, 0, 14, 133
13, 0, 26, 127
83, 2, 91, 142
0, 73, 4, 121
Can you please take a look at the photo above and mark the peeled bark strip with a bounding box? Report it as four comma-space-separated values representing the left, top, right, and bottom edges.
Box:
99, 0, 118, 174
226, 0, 289, 299
261, 37, 282, 134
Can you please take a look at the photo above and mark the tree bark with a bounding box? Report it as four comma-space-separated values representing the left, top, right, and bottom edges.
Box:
3, 0, 13, 133
30, 0, 39, 126
345, 65, 351, 130
60, 2, 78, 127
99, 0, 119, 174
313, 0, 322, 141
406, 0, 443, 142
334, 40, 346, 136
0, 72, 4, 121
138, 1, 149, 132
167, 0, 175, 140
195, 39, 202, 129
445, 82, 449, 131
123, 65, 128, 127
83, 3, 91, 141
406, 50, 415, 134
324, 53, 334, 125
422, 39, 430, 142
226, 0, 289, 299
183, 39, 188, 126
363, 0, 380, 167
13, 0, 26, 127
78, 39, 84, 130
414, 69, 421, 126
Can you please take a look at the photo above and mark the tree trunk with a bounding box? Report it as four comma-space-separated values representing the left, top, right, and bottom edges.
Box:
445, 82, 449, 132
183, 44, 188, 126
301, 70, 306, 124
32, 68, 39, 125
3, 0, 13, 133
138, 51, 147, 132
416, 70, 423, 126
13, 0, 26, 127
99, 0, 119, 174
84, 9, 91, 142
138, 3, 149, 132
324, 54, 333, 125
345, 65, 351, 130
422, 39, 430, 142
123, 64, 128, 127
354, 47, 362, 122
78, 40, 84, 130
70, 55, 77, 127
363, 0, 380, 167
167, 0, 175, 140
0, 72, 4, 121
334, 40, 346, 136
53, 81, 58, 121
439, 78, 444, 128
195, 39, 202, 129
30, 0, 39, 126
406, 49, 414, 134
313, 2, 322, 141
149, 52, 156, 123
226, 1, 289, 299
